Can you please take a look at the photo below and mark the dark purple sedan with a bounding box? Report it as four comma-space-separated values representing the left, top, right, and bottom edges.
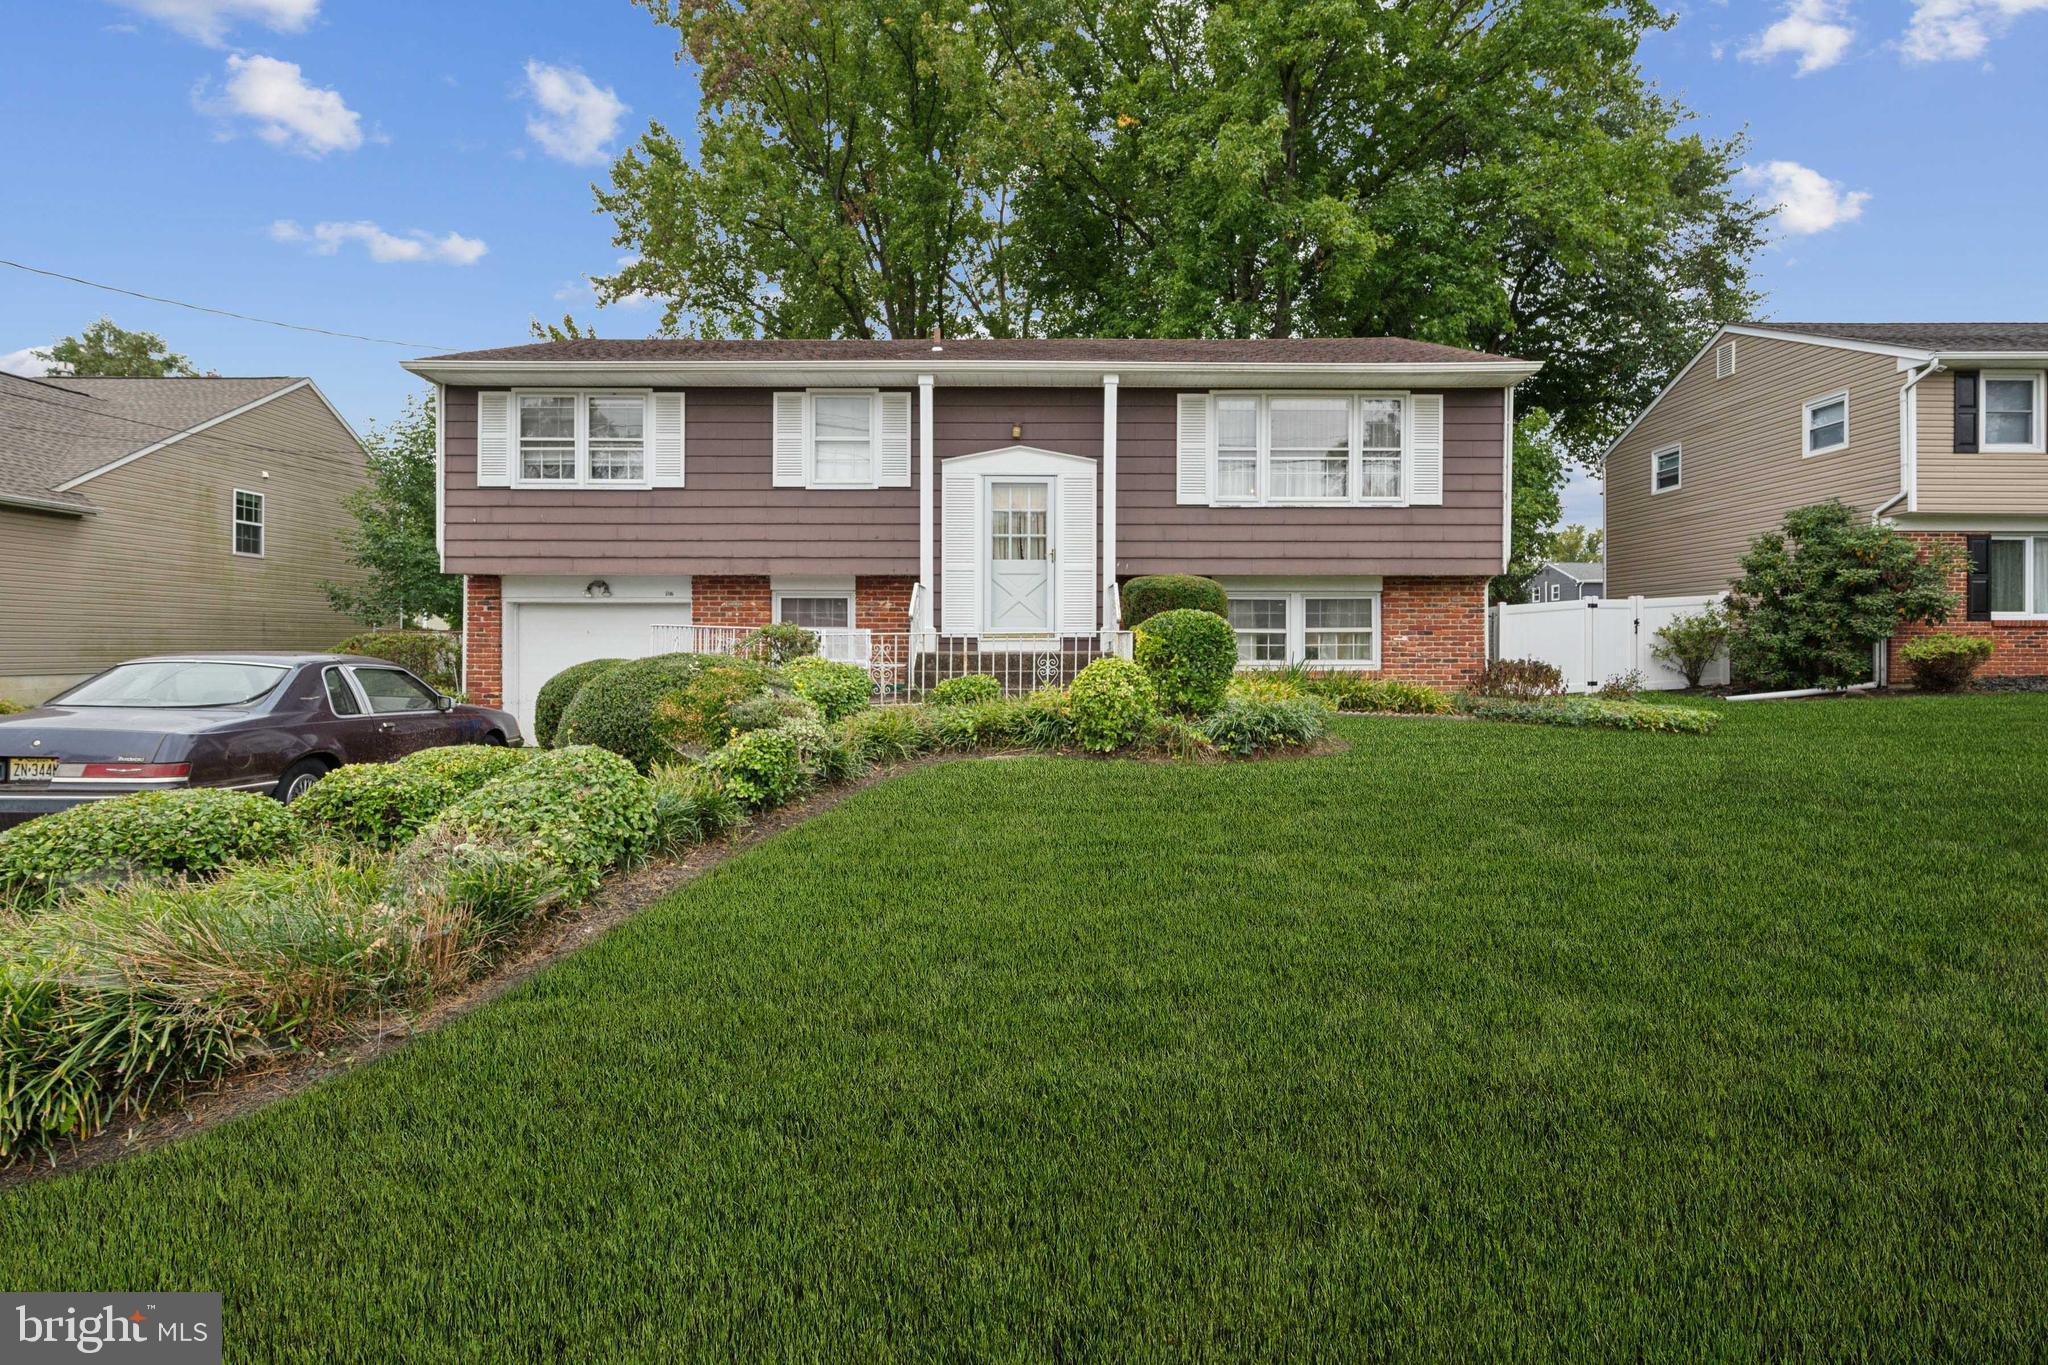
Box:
0, 653, 520, 827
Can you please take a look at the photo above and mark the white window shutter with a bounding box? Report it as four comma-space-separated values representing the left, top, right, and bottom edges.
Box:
772, 391, 807, 487
1408, 393, 1444, 506
476, 391, 512, 487
1176, 393, 1212, 505
651, 393, 685, 487
940, 467, 979, 635
877, 392, 912, 487
1057, 468, 1097, 635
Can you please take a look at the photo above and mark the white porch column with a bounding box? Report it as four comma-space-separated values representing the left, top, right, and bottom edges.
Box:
918, 373, 935, 629
1101, 373, 1119, 637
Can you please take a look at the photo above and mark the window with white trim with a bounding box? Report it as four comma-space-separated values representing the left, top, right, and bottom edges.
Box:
1212, 393, 1405, 506
1981, 372, 2044, 452
1652, 444, 1681, 494
1804, 391, 1848, 455
775, 593, 854, 630
1229, 592, 1379, 666
515, 390, 649, 487
1989, 535, 2048, 617
232, 489, 264, 556
811, 392, 876, 485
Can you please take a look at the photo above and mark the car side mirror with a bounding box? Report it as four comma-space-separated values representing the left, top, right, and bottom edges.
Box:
436, 693, 456, 712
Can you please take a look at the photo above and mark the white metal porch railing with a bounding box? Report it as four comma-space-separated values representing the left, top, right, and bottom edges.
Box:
647, 623, 1134, 703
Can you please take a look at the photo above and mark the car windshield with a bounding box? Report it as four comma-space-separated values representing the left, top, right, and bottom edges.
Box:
58, 661, 289, 708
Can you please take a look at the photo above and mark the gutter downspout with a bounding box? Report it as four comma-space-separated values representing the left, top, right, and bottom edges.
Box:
1871, 357, 1944, 685
918, 373, 935, 632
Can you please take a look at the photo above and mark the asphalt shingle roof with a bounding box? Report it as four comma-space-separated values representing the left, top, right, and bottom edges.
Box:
419, 336, 1524, 365
1756, 322, 2048, 352
0, 374, 299, 510
1544, 561, 1606, 582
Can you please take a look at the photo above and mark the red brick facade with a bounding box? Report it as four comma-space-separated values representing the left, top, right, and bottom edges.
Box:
691, 575, 772, 627
462, 574, 503, 707
855, 576, 916, 632
1888, 532, 2048, 680
1380, 575, 1489, 688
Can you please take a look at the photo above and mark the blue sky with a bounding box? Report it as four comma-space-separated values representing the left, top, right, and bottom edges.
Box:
6, 0, 2048, 529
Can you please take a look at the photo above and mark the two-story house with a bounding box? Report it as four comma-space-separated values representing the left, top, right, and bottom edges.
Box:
401, 338, 1539, 733
1604, 322, 2048, 681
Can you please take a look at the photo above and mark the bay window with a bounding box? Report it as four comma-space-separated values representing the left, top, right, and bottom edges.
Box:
1989, 535, 2048, 617
514, 390, 650, 488
1212, 393, 1405, 506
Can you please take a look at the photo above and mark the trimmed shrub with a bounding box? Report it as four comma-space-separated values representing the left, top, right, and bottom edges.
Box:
403, 746, 654, 898
556, 654, 782, 770
0, 698, 24, 716
1227, 673, 1307, 703
927, 673, 1002, 708
1199, 696, 1332, 757
1473, 657, 1566, 701
534, 657, 625, 747
703, 727, 807, 809
294, 745, 534, 849
839, 705, 938, 764
335, 630, 461, 694
1134, 609, 1238, 715
0, 789, 303, 906
787, 656, 874, 722
657, 659, 787, 751
736, 623, 819, 664
1069, 657, 1158, 752
1457, 696, 1721, 734
1121, 574, 1228, 627
1901, 633, 1995, 692
726, 691, 824, 736
1649, 607, 1730, 689
1296, 674, 1454, 715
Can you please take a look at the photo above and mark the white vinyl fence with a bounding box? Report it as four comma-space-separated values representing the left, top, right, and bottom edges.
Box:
1491, 594, 1729, 693
648, 624, 1136, 703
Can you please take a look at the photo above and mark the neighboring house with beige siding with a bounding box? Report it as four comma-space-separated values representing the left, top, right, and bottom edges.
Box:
0, 373, 367, 705
1604, 322, 2048, 680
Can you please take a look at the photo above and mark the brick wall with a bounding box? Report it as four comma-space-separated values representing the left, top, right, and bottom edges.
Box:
1380, 576, 1489, 687
462, 574, 502, 707
1889, 531, 2048, 679
693, 575, 772, 627
855, 576, 916, 632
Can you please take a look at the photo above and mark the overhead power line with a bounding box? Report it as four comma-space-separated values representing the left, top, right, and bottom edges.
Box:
0, 258, 458, 351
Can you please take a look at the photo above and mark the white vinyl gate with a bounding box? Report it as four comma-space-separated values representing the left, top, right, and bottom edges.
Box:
1492, 594, 1729, 693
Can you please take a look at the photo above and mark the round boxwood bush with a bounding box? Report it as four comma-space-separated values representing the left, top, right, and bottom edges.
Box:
927, 674, 1001, 707
1121, 574, 1228, 627
1900, 633, 1995, 692
786, 656, 873, 723
555, 654, 709, 772
534, 657, 625, 747
0, 788, 303, 906
295, 744, 535, 848
1068, 657, 1158, 753
1133, 608, 1238, 715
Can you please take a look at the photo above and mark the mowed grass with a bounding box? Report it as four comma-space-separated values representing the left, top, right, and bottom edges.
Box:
4, 696, 2045, 1361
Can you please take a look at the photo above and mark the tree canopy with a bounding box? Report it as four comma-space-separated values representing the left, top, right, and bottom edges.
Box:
323, 393, 462, 630
35, 317, 197, 378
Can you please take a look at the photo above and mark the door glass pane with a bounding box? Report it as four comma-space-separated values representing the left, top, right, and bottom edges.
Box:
991, 483, 1048, 561
587, 395, 645, 481
1229, 598, 1288, 663
1989, 538, 2026, 613
353, 668, 438, 714
1217, 398, 1258, 499
1304, 597, 1374, 662
814, 395, 874, 483
1269, 397, 1349, 499
777, 596, 851, 629
323, 668, 361, 716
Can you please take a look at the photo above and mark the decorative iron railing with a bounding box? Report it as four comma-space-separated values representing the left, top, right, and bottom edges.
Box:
647, 624, 1134, 703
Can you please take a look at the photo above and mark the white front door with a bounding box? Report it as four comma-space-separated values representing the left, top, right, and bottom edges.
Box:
986, 479, 1054, 634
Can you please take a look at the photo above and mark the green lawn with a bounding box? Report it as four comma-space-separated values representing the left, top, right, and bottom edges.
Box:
5, 696, 2044, 1361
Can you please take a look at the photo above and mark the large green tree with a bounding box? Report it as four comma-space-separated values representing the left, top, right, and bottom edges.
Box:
35, 317, 196, 377
323, 393, 462, 630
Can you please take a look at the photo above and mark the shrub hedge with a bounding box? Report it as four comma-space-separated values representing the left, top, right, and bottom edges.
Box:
1134, 609, 1238, 715
556, 654, 782, 770
1069, 657, 1158, 752
1121, 574, 1228, 627
334, 630, 461, 694
1199, 697, 1332, 757
927, 674, 1001, 708
293, 745, 534, 848
1900, 633, 1995, 692
0, 698, 24, 716
403, 746, 654, 898
1456, 696, 1721, 734
657, 659, 787, 751
786, 657, 873, 723
1294, 674, 1454, 715
534, 658, 625, 748
0, 789, 304, 907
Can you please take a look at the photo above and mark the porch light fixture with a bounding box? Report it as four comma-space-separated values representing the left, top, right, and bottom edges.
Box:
1011, 423, 1023, 440
585, 579, 612, 599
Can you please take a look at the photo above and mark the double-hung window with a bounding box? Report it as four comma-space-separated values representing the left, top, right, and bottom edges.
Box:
1213, 393, 1404, 506
1981, 372, 2044, 452
232, 489, 264, 556
515, 391, 650, 487
1229, 591, 1380, 667
1989, 535, 2048, 617
811, 394, 876, 486
1804, 391, 1849, 455
1229, 598, 1289, 663
1652, 444, 1682, 494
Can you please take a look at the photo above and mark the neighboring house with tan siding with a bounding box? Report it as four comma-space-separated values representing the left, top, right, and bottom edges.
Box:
401, 337, 1539, 735
1604, 322, 2048, 680
0, 373, 367, 705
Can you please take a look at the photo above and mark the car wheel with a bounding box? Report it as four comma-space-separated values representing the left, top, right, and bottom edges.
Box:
482, 730, 506, 746
274, 758, 329, 803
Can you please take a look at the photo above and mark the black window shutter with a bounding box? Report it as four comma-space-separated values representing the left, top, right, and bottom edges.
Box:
1955, 370, 1979, 453
1966, 535, 1992, 621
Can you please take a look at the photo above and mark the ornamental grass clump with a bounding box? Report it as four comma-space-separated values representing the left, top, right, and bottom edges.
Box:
1295, 673, 1455, 715
1133, 609, 1237, 715
647, 764, 748, 852
0, 788, 303, 908
839, 705, 940, 764
1198, 696, 1332, 757
1068, 657, 1159, 752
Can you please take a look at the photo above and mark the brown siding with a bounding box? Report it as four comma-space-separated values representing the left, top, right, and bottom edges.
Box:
1606, 334, 1902, 597
442, 386, 920, 576
1117, 387, 1507, 576
0, 384, 367, 691
1914, 371, 2048, 514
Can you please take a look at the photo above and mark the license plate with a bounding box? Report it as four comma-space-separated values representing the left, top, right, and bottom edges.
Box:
5, 758, 57, 783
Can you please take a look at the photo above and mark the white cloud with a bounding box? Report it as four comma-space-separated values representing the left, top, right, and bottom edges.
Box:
0, 347, 51, 378
271, 219, 488, 266
204, 54, 362, 156
1740, 160, 1872, 235
1902, 0, 2048, 60
1743, 0, 1856, 72
105, 0, 318, 46
521, 60, 627, 165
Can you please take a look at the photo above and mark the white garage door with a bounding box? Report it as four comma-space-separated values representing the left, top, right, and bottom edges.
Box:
507, 602, 687, 740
